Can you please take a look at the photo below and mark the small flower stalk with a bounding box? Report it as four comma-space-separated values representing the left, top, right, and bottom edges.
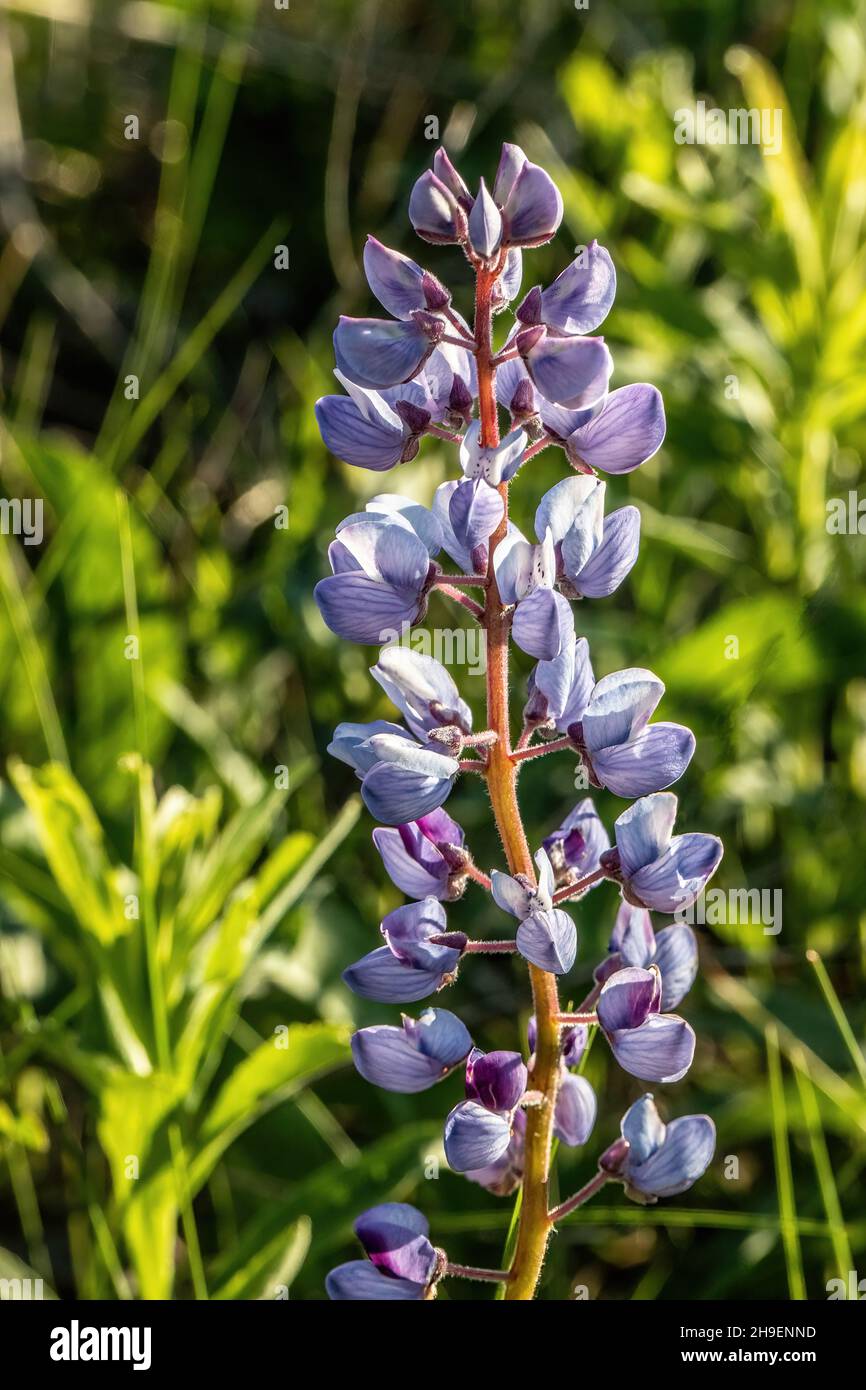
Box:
316, 143, 722, 1300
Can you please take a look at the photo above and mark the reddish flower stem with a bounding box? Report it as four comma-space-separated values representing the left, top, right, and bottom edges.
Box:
511, 736, 576, 763
552, 868, 607, 903
464, 862, 493, 890
445, 1262, 511, 1283
433, 582, 484, 619
463, 938, 517, 954
547, 1169, 611, 1224
473, 259, 562, 1303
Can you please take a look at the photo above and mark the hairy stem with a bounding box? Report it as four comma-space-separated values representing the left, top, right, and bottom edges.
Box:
548, 1169, 610, 1224
474, 261, 561, 1302
445, 1262, 511, 1283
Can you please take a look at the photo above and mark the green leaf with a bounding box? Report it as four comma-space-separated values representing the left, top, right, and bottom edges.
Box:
190, 1021, 351, 1190
211, 1216, 311, 1301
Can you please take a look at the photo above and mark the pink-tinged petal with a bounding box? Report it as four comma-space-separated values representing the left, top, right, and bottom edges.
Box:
326, 1260, 426, 1300
615, 793, 679, 878
524, 334, 613, 410
652, 925, 699, 1010
516, 908, 577, 974
597, 965, 659, 1033
554, 1072, 597, 1147
334, 316, 433, 389
444, 1100, 513, 1171
363, 237, 427, 319
628, 833, 723, 913
568, 384, 666, 474
513, 588, 573, 660
625, 1114, 715, 1198
572, 506, 641, 598
540, 241, 616, 335
354, 1202, 436, 1284
608, 1013, 696, 1083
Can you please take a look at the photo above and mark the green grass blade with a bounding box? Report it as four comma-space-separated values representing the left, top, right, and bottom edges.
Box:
792, 1047, 853, 1281
807, 949, 866, 1089
766, 1024, 806, 1299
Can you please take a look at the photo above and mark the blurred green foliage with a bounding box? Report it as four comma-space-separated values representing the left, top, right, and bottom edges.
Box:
0, 0, 864, 1300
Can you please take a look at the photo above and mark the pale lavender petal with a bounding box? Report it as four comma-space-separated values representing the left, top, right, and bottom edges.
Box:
363, 237, 426, 319
540, 241, 616, 335
405, 1006, 473, 1067
625, 1114, 715, 1198
554, 1072, 597, 1147
582, 669, 665, 753
468, 178, 502, 258
534, 474, 601, 548
372, 824, 451, 899
361, 760, 457, 824
512, 588, 573, 660
620, 1092, 666, 1162
326, 1260, 425, 1300
492, 142, 526, 206
490, 869, 533, 920
444, 1100, 513, 1171
409, 169, 464, 244
351, 1025, 451, 1092
615, 793, 678, 877
342, 945, 454, 1003
523, 334, 613, 410
608, 1013, 696, 1083
328, 720, 410, 773
314, 572, 422, 645
572, 506, 641, 598
609, 902, 655, 967
516, 908, 577, 974
628, 833, 723, 913
500, 158, 564, 247
590, 723, 696, 799
315, 393, 406, 472
652, 925, 699, 1010
363, 494, 443, 557
567, 384, 665, 474
448, 478, 504, 564
334, 316, 433, 390
371, 646, 471, 740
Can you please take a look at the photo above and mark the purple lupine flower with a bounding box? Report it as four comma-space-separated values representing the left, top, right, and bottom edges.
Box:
554, 1072, 597, 1147
314, 508, 440, 645
334, 312, 446, 391
410, 143, 562, 251
606, 792, 724, 913
371, 647, 472, 742
358, 732, 460, 824
601, 1094, 716, 1204
372, 809, 467, 901
525, 633, 595, 731
542, 797, 610, 892
444, 1048, 528, 1172
459, 419, 527, 485
570, 667, 695, 798
433, 476, 505, 574
329, 719, 459, 824
463, 1106, 526, 1195
362, 236, 451, 319
534, 474, 640, 599
326, 1203, 442, 1300
518, 330, 613, 411
596, 965, 695, 1083
351, 1007, 472, 1093
530, 239, 617, 336
491, 847, 577, 974
595, 901, 698, 1011
493, 526, 575, 661
496, 355, 665, 476
342, 897, 467, 1003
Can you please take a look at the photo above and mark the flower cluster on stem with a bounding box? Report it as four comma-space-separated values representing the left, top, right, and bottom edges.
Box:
316, 143, 722, 1301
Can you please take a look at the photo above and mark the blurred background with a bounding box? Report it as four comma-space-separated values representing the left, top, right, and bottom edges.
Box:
0, 0, 865, 1301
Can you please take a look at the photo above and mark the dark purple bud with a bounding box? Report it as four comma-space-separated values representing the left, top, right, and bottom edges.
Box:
599, 1135, 631, 1175
465, 1048, 528, 1114
509, 376, 538, 420
448, 373, 474, 423
394, 399, 432, 435
516, 286, 543, 326
421, 271, 451, 312
409, 169, 467, 244
410, 308, 446, 341
515, 324, 547, 355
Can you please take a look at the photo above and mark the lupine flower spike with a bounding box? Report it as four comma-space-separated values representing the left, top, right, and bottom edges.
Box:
317, 143, 721, 1301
